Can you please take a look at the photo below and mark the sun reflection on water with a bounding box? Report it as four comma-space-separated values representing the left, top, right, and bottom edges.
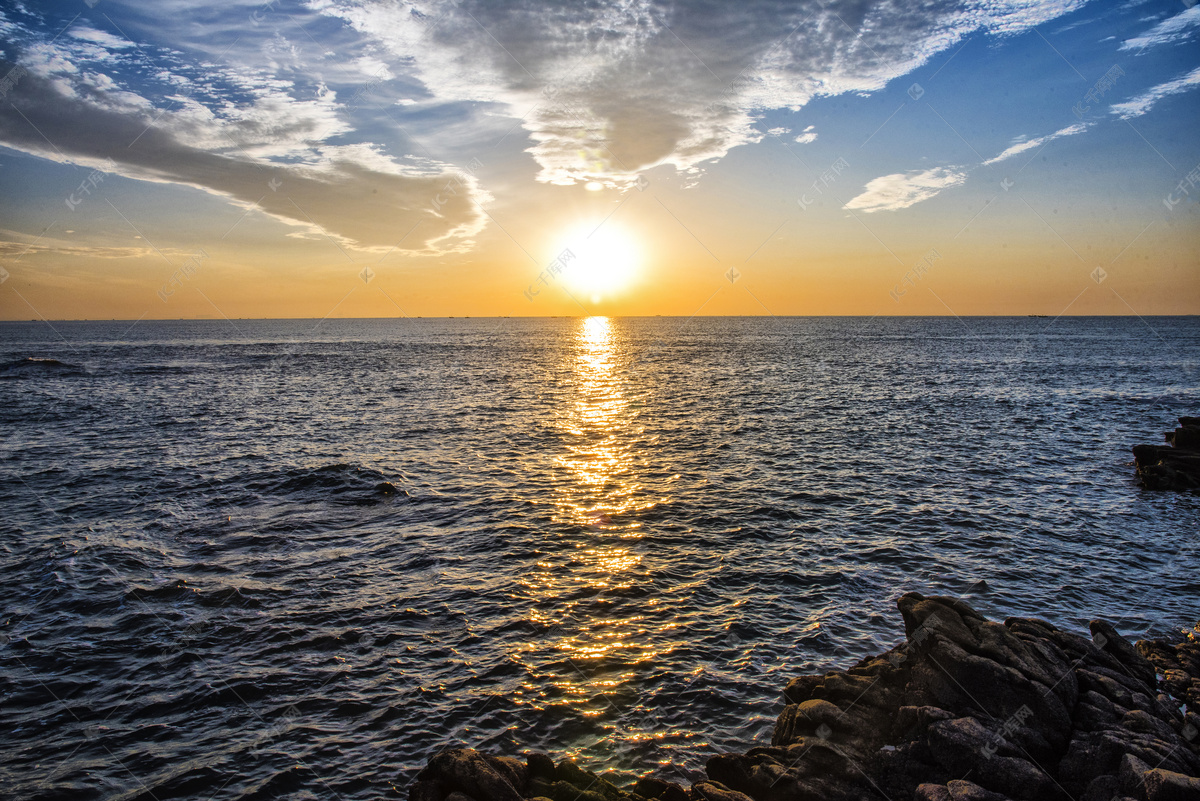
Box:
522, 316, 666, 679
557, 316, 647, 549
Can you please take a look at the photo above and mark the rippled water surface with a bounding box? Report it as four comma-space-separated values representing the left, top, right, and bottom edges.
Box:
2, 316, 1199, 799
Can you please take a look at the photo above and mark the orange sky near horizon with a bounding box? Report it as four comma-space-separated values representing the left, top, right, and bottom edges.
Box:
3, 186, 1196, 321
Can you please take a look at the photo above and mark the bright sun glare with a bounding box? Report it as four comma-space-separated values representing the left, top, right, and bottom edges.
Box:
556, 223, 641, 303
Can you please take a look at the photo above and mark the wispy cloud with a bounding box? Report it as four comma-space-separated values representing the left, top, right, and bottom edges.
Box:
0, 239, 178, 260
1120, 5, 1200, 51
843, 167, 968, 213
982, 122, 1089, 165
847, 117, 1093, 212
1110, 65, 1200, 119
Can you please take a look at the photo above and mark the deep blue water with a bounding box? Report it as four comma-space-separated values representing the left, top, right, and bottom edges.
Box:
1, 316, 1198, 800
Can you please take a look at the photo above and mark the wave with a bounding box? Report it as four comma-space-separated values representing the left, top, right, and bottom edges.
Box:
0, 357, 87, 376
243, 463, 407, 505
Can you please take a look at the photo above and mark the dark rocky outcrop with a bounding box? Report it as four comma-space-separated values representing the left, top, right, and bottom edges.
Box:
411, 594, 1200, 801
1133, 416, 1200, 490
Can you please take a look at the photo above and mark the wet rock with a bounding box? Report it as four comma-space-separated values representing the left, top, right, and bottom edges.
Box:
410, 595, 1200, 801
553, 760, 625, 800
631, 776, 689, 801
424, 749, 523, 801
526, 754, 556, 783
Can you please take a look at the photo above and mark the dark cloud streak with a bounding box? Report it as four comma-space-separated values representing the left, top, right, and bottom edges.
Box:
0, 63, 485, 251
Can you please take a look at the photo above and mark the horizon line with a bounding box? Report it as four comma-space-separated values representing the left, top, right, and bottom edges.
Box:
3, 313, 1199, 323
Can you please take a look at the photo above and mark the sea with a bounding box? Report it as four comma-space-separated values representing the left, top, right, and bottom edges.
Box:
2, 315, 1198, 800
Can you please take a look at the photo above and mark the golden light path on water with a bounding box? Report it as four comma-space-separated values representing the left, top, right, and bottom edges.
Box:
519, 317, 677, 737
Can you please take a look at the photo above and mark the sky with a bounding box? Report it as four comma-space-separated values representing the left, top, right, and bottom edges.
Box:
0, 0, 1197, 320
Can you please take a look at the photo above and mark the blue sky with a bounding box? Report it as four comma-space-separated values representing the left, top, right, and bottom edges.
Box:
0, 0, 1197, 318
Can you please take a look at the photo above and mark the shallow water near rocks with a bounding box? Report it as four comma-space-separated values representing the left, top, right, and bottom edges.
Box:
1, 316, 1198, 800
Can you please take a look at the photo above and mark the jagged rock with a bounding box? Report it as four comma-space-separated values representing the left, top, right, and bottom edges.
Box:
1134, 416, 1200, 489
1142, 768, 1200, 800
423, 749, 524, 801
1118, 753, 1153, 795
410, 595, 1200, 801
946, 780, 1016, 801
1082, 775, 1120, 801
488, 756, 529, 792
916, 784, 952, 801
916, 782, 1016, 801
1091, 620, 1159, 690
924, 716, 1053, 800
1168, 426, 1200, 450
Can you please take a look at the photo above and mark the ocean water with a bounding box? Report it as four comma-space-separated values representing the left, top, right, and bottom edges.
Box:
1, 315, 1198, 800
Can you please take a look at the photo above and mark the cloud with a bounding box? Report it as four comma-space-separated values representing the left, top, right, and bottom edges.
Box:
1110, 66, 1200, 119
848, 120, 1090, 212
0, 239, 168, 260
1120, 5, 1200, 50
0, 0, 1099, 247
843, 167, 968, 213
67, 27, 135, 50
0, 66, 487, 252
982, 122, 1088, 165
317, 0, 1088, 189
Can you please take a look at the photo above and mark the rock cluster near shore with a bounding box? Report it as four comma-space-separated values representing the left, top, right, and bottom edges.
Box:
1133, 416, 1200, 490
411, 593, 1200, 801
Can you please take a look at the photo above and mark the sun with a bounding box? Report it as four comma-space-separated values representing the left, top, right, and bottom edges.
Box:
555, 222, 641, 302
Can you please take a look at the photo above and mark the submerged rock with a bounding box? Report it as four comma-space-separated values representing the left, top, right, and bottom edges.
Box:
411, 594, 1200, 801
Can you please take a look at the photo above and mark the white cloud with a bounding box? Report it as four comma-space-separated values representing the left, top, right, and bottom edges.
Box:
845, 120, 1091, 212
1121, 5, 1200, 50
316, 0, 1088, 189
982, 122, 1088, 165
1110, 66, 1200, 119
68, 27, 135, 50
0, 0, 1100, 245
843, 167, 968, 213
